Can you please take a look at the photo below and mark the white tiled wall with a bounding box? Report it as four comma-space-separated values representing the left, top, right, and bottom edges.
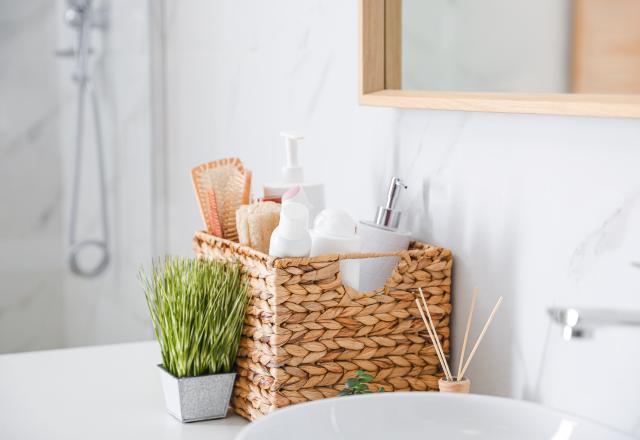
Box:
163, 0, 640, 434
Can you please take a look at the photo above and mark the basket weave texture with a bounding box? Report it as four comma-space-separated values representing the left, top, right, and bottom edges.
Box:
193, 231, 453, 421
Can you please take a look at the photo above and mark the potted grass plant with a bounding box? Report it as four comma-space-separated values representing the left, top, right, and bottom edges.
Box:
140, 257, 249, 422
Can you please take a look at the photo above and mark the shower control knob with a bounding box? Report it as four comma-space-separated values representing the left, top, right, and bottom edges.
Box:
54, 47, 94, 58
55, 48, 76, 58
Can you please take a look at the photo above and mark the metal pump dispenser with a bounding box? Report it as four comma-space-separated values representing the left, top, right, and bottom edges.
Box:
374, 177, 407, 229
357, 176, 412, 291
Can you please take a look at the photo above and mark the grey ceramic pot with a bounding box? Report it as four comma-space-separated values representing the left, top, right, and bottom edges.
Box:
157, 365, 236, 422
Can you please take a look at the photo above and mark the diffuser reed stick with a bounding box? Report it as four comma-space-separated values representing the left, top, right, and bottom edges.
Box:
459, 296, 503, 379
415, 298, 452, 381
457, 287, 478, 380
418, 288, 453, 381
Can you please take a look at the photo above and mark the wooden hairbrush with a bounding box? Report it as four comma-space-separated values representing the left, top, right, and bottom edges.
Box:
191, 157, 251, 240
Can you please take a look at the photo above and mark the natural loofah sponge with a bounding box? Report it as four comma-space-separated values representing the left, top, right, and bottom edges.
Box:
235, 202, 281, 254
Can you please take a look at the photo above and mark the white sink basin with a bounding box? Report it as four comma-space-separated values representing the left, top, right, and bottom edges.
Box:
235, 392, 633, 440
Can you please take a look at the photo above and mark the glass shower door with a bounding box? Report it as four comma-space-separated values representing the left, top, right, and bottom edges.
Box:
0, 0, 158, 353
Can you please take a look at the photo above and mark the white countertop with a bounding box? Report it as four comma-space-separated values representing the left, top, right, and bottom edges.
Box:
0, 341, 248, 440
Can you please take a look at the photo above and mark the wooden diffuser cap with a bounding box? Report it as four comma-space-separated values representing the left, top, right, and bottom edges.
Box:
438, 377, 471, 394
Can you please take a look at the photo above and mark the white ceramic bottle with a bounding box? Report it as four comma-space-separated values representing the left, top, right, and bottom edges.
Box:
269, 202, 311, 257
263, 132, 325, 222
357, 177, 411, 291
310, 209, 361, 288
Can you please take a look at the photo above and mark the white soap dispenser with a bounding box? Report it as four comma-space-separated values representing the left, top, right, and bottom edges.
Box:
263, 132, 325, 221
357, 177, 412, 291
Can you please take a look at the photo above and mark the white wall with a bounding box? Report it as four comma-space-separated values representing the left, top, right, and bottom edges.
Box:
163, 0, 640, 435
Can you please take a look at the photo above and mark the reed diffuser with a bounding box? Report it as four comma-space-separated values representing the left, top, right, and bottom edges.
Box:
415, 287, 503, 393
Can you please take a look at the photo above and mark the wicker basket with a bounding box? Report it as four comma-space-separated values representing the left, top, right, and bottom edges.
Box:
193, 231, 452, 421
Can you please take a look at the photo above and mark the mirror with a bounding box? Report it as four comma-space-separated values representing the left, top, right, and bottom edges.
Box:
401, 0, 640, 94
360, 0, 640, 117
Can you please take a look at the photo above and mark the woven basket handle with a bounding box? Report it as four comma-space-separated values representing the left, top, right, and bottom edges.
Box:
334, 249, 418, 261
275, 248, 422, 268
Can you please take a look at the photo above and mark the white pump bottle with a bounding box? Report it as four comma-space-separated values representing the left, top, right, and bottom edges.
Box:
357, 177, 412, 291
263, 132, 325, 222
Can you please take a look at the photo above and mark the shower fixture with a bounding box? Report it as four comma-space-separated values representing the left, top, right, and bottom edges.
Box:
56, 0, 110, 278
547, 307, 640, 341
548, 263, 640, 340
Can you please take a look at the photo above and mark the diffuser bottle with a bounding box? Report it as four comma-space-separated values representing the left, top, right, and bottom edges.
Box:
263, 132, 325, 221
358, 177, 411, 291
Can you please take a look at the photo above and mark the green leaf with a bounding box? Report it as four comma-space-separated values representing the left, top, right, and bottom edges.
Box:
359, 374, 373, 382
345, 378, 360, 388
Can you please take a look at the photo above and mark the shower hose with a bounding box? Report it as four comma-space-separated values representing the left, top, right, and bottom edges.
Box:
67, 1, 110, 278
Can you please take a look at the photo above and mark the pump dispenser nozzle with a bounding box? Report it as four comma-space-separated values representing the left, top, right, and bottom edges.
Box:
280, 132, 304, 183
374, 177, 407, 229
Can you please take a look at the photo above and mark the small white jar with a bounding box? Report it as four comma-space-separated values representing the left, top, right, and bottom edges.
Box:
310, 209, 361, 288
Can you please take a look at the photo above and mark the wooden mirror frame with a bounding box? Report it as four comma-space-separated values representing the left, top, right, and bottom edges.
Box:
359, 0, 640, 118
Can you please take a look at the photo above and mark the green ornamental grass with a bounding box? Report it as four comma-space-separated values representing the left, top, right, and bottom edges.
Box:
140, 257, 249, 378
